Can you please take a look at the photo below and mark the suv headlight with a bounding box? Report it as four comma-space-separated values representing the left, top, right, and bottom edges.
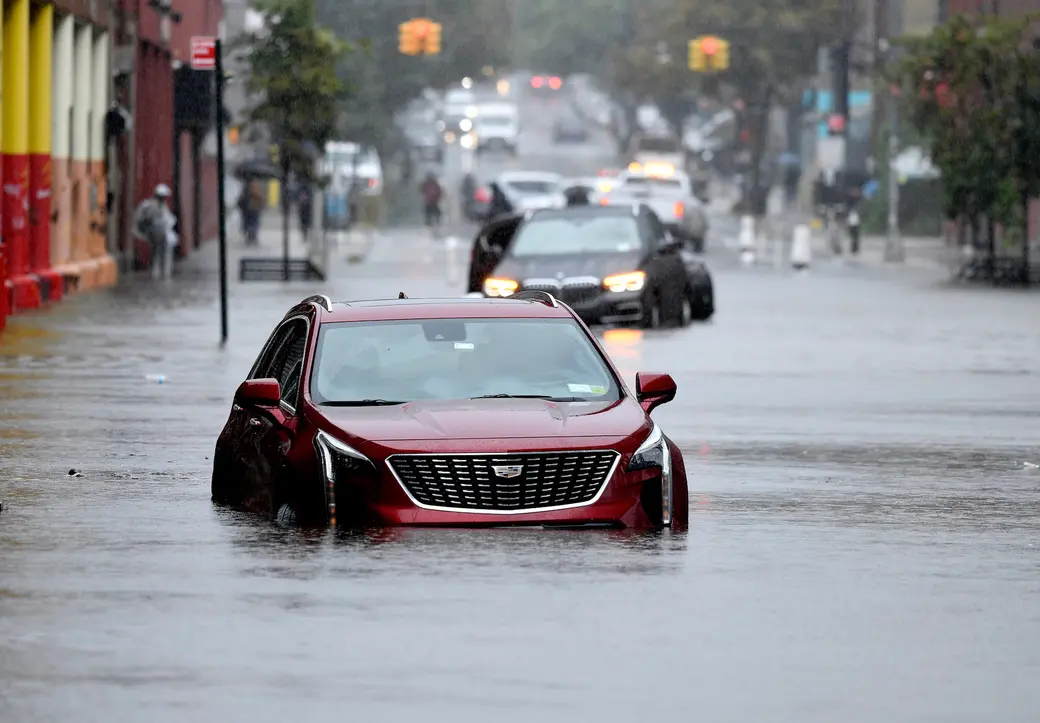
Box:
314, 430, 376, 525
627, 423, 673, 526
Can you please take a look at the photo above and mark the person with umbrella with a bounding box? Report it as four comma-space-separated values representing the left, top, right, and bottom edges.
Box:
296, 180, 314, 243
234, 160, 280, 245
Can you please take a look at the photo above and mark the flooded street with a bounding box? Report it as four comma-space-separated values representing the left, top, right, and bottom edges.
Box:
2, 236, 1038, 721
3, 88, 1040, 721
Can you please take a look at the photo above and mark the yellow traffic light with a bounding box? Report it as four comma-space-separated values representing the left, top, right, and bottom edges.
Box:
425, 22, 441, 55
688, 38, 705, 71
399, 21, 421, 55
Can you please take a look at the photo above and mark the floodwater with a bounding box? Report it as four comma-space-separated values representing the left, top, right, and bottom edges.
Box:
2, 243, 1038, 722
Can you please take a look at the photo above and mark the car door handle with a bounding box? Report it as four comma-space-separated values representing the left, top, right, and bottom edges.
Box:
248, 418, 263, 427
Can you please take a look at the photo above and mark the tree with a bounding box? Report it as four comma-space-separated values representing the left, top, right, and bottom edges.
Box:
895, 13, 1040, 283
316, 0, 515, 155
610, 0, 846, 211
239, 0, 349, 182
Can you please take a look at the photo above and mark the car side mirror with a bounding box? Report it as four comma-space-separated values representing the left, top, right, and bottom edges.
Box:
235, 378, 281, 407
635, 372, 677, 414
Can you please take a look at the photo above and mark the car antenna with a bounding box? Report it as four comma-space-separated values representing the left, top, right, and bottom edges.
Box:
398, 292, 408, 299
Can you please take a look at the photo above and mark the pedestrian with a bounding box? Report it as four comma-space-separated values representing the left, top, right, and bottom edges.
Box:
564, 184, 590, 206
132, 183, 177, 280
237, 179, 265, 245
297, 182, 314, 243
420, 171, 443, 229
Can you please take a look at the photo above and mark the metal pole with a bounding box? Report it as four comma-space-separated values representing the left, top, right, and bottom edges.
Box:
215, 38, 229, 343
884, 86, 904, 262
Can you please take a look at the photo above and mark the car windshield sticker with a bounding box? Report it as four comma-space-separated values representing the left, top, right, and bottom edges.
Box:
568, 383, 593, 393
454, 342, 475, 350
589, 385, 607, 395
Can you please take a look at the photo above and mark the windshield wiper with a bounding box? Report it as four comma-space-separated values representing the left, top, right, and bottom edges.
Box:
471, 394, 587, 402
321, 399, 407, 406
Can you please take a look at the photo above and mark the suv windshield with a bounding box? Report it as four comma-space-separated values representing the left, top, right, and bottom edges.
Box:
310, 318, 621, 404
480, 116, 514, 126
505, 180, 557, 194
636, 137, 680, 153
623, 177, 684, 191
509, 215, 643, 256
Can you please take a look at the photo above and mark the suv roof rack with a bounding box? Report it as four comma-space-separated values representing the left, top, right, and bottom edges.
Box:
511, 290, 559, 307
300, 294, 332, 311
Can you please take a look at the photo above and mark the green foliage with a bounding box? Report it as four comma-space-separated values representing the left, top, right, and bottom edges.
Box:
894, 13, 1040, 232
511, 0, 631, 76
239, 0, 349, 181
316, 0, 514, 154
610, 0, 846, 132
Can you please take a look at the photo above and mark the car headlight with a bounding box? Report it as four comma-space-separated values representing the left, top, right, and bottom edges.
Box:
603, 271, 645, 293
627, 423, 673, 526
484, 277, 518, 297
314, 430, 376, 525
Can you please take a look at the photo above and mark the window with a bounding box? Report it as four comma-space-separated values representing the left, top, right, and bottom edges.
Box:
480, 116, 514, 127
504, 180, 558, 194
636, 137, 681, 153
252, 319, 308, 409
310, 318, 621, 405
509, 215, 643, 256
622, 177, 683, 191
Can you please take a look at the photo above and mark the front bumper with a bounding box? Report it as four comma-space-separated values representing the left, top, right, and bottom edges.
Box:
569, 289, 644, 325
354, 449, 660, 528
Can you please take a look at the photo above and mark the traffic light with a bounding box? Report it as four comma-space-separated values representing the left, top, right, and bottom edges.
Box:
690, 36, 730, 72
425, 22, 441, 55
688, 38, 705, 71
399, 21, 421, 55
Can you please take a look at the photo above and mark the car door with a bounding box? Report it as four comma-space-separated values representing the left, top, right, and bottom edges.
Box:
220, 322, 292, 506
250, 317, 311, 518
467, 213, 524, 292
639, 209, 687, 317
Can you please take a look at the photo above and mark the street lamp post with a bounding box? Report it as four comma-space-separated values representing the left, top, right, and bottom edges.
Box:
881, 38, 905, 262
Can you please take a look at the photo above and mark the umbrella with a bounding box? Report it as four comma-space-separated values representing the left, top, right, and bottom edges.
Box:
234, 159, 282, 181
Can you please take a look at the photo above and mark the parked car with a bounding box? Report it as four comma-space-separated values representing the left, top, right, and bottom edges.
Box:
467, 204, 714, 327
211, 293, 689, 529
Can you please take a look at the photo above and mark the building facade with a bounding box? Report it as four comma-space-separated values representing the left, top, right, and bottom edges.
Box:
1, 0, 221, 331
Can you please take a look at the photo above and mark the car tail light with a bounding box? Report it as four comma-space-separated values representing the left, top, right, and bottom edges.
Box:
549, 76, 562, 89
599, 196, 609, 206
531, 77, 543, 88
673, 201, 684, 218
475, 187, 490, 203
367, 178, 377, 188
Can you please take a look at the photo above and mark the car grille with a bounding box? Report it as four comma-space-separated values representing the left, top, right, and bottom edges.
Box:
388, 451, 619, 512
521, 280, 603, 306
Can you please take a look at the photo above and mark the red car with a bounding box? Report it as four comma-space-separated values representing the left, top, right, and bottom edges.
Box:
211, 292, 689, 530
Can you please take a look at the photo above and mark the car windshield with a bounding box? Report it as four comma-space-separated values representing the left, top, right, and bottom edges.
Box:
326, 148, 377, 167
623, 177, 684, 191
310, 318, 621, 404
636, 137, 680, 153
508, 215, 643, 256
504, 179, 558, 194
480, 116, 514, 126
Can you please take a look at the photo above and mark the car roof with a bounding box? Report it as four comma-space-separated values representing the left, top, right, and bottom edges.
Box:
315, 296, 576, 323
527, 205, 639, 220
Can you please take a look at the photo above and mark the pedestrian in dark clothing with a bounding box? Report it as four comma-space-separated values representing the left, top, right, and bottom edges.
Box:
297, 183, 314, 242
420, 172, 443, 228
485, 182, 513, 220
565, 185, 590, 206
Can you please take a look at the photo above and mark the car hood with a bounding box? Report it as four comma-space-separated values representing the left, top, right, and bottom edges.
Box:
314, 397, 647, 441
495, 251, 643, 282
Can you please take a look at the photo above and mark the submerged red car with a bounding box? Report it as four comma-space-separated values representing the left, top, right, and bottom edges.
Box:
211, 292, 689, 529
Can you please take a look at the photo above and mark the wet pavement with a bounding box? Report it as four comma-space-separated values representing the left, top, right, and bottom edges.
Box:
2, 94, 1040, 722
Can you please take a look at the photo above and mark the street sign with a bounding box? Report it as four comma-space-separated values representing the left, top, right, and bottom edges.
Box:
190, 36, 216, 70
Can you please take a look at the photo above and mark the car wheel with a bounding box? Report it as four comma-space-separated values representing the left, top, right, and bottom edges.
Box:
691, 281, 714, 321
679, 291, 694, 327
641, 290, 662, 329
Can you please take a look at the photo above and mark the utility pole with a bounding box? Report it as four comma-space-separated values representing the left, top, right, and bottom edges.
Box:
882, 35, 904, 263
